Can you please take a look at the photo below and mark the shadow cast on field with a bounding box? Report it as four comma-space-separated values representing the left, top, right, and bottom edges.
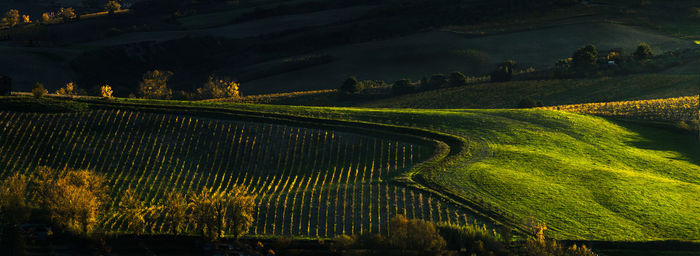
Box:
611, 119, 700, 167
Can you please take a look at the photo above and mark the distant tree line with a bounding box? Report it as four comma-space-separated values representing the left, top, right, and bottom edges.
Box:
1, 1, 122, 28
553, 43, 657, 78
28, 69, 240, 100
338, 41, 688, 109
339, 72, 489, 96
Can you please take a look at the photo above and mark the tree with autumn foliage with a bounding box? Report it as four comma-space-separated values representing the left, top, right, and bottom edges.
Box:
196, 76, 240, 99
163, 190, 188, 235
138, 70, 174, 99
388, 214, 446, 253
0, 173, 31, 227
33, 167, 110, 235
119, 188, 146, 235
189, 186, 255, 240
105, 1, 122, 15
2, 9, 20, 27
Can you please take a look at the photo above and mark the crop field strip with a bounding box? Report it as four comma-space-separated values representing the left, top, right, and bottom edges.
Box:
0, 109, 482, 237
542, 96, 699, 122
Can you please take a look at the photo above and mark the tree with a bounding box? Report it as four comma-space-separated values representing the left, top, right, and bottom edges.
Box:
189, 186, 255, 240
35, 168, 109, 235
634, 43, 653, 61
105, 1, 122, 15
2, 9, 20, 27
40, 12, 54, 24
58, 7, 76, 23
388, 215, 409, 251
224, 186, 255, 239
101, 84, 114, 98
572, 44, 599, 76
56, 82, 76, 96
339, 76, 361, 94
517, 97, 542, 108
190, 188, 217, 239
163, 191, 188, 235
196, 76, 240, 99
138, 70, 173, 99
0, 75, 11, 96
491, 60, 515, 82
553, 58, 573, 78
0, 174, 31, 227
448, 72, 468, 87
119, 188, 146, 235
392, 78, 415, 95
32, 82, 47, 99
388, 215, 446, 252
428, 74, 448, 89
332, 234, 356, 251
418, 76, 430, 91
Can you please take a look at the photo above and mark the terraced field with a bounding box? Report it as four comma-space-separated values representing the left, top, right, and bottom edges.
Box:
0, 109, 482, 237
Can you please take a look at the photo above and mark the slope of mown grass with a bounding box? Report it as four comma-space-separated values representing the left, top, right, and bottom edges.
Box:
358, 74, 700, 109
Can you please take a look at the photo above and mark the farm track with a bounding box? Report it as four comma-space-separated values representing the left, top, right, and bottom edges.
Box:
0, 100, 504, 237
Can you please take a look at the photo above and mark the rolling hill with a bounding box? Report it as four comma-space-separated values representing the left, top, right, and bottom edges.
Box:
0, 96, 697, 241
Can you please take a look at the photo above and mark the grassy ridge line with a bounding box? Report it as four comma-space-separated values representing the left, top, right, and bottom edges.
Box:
78, 98, 522, 233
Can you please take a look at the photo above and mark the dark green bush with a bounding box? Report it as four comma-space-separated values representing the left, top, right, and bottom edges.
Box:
340, 77, 362, 94
428, 74, 448, 90
491, 60, 515, 82
449, 72, 468, 87
572, 45, 599, 76
633, 43, 653, 61
392, 78, 416, 95
517, 97, 543, 108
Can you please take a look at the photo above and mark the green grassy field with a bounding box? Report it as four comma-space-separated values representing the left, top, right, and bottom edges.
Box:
1, 96, 698, 241
358, 74, 700, 109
